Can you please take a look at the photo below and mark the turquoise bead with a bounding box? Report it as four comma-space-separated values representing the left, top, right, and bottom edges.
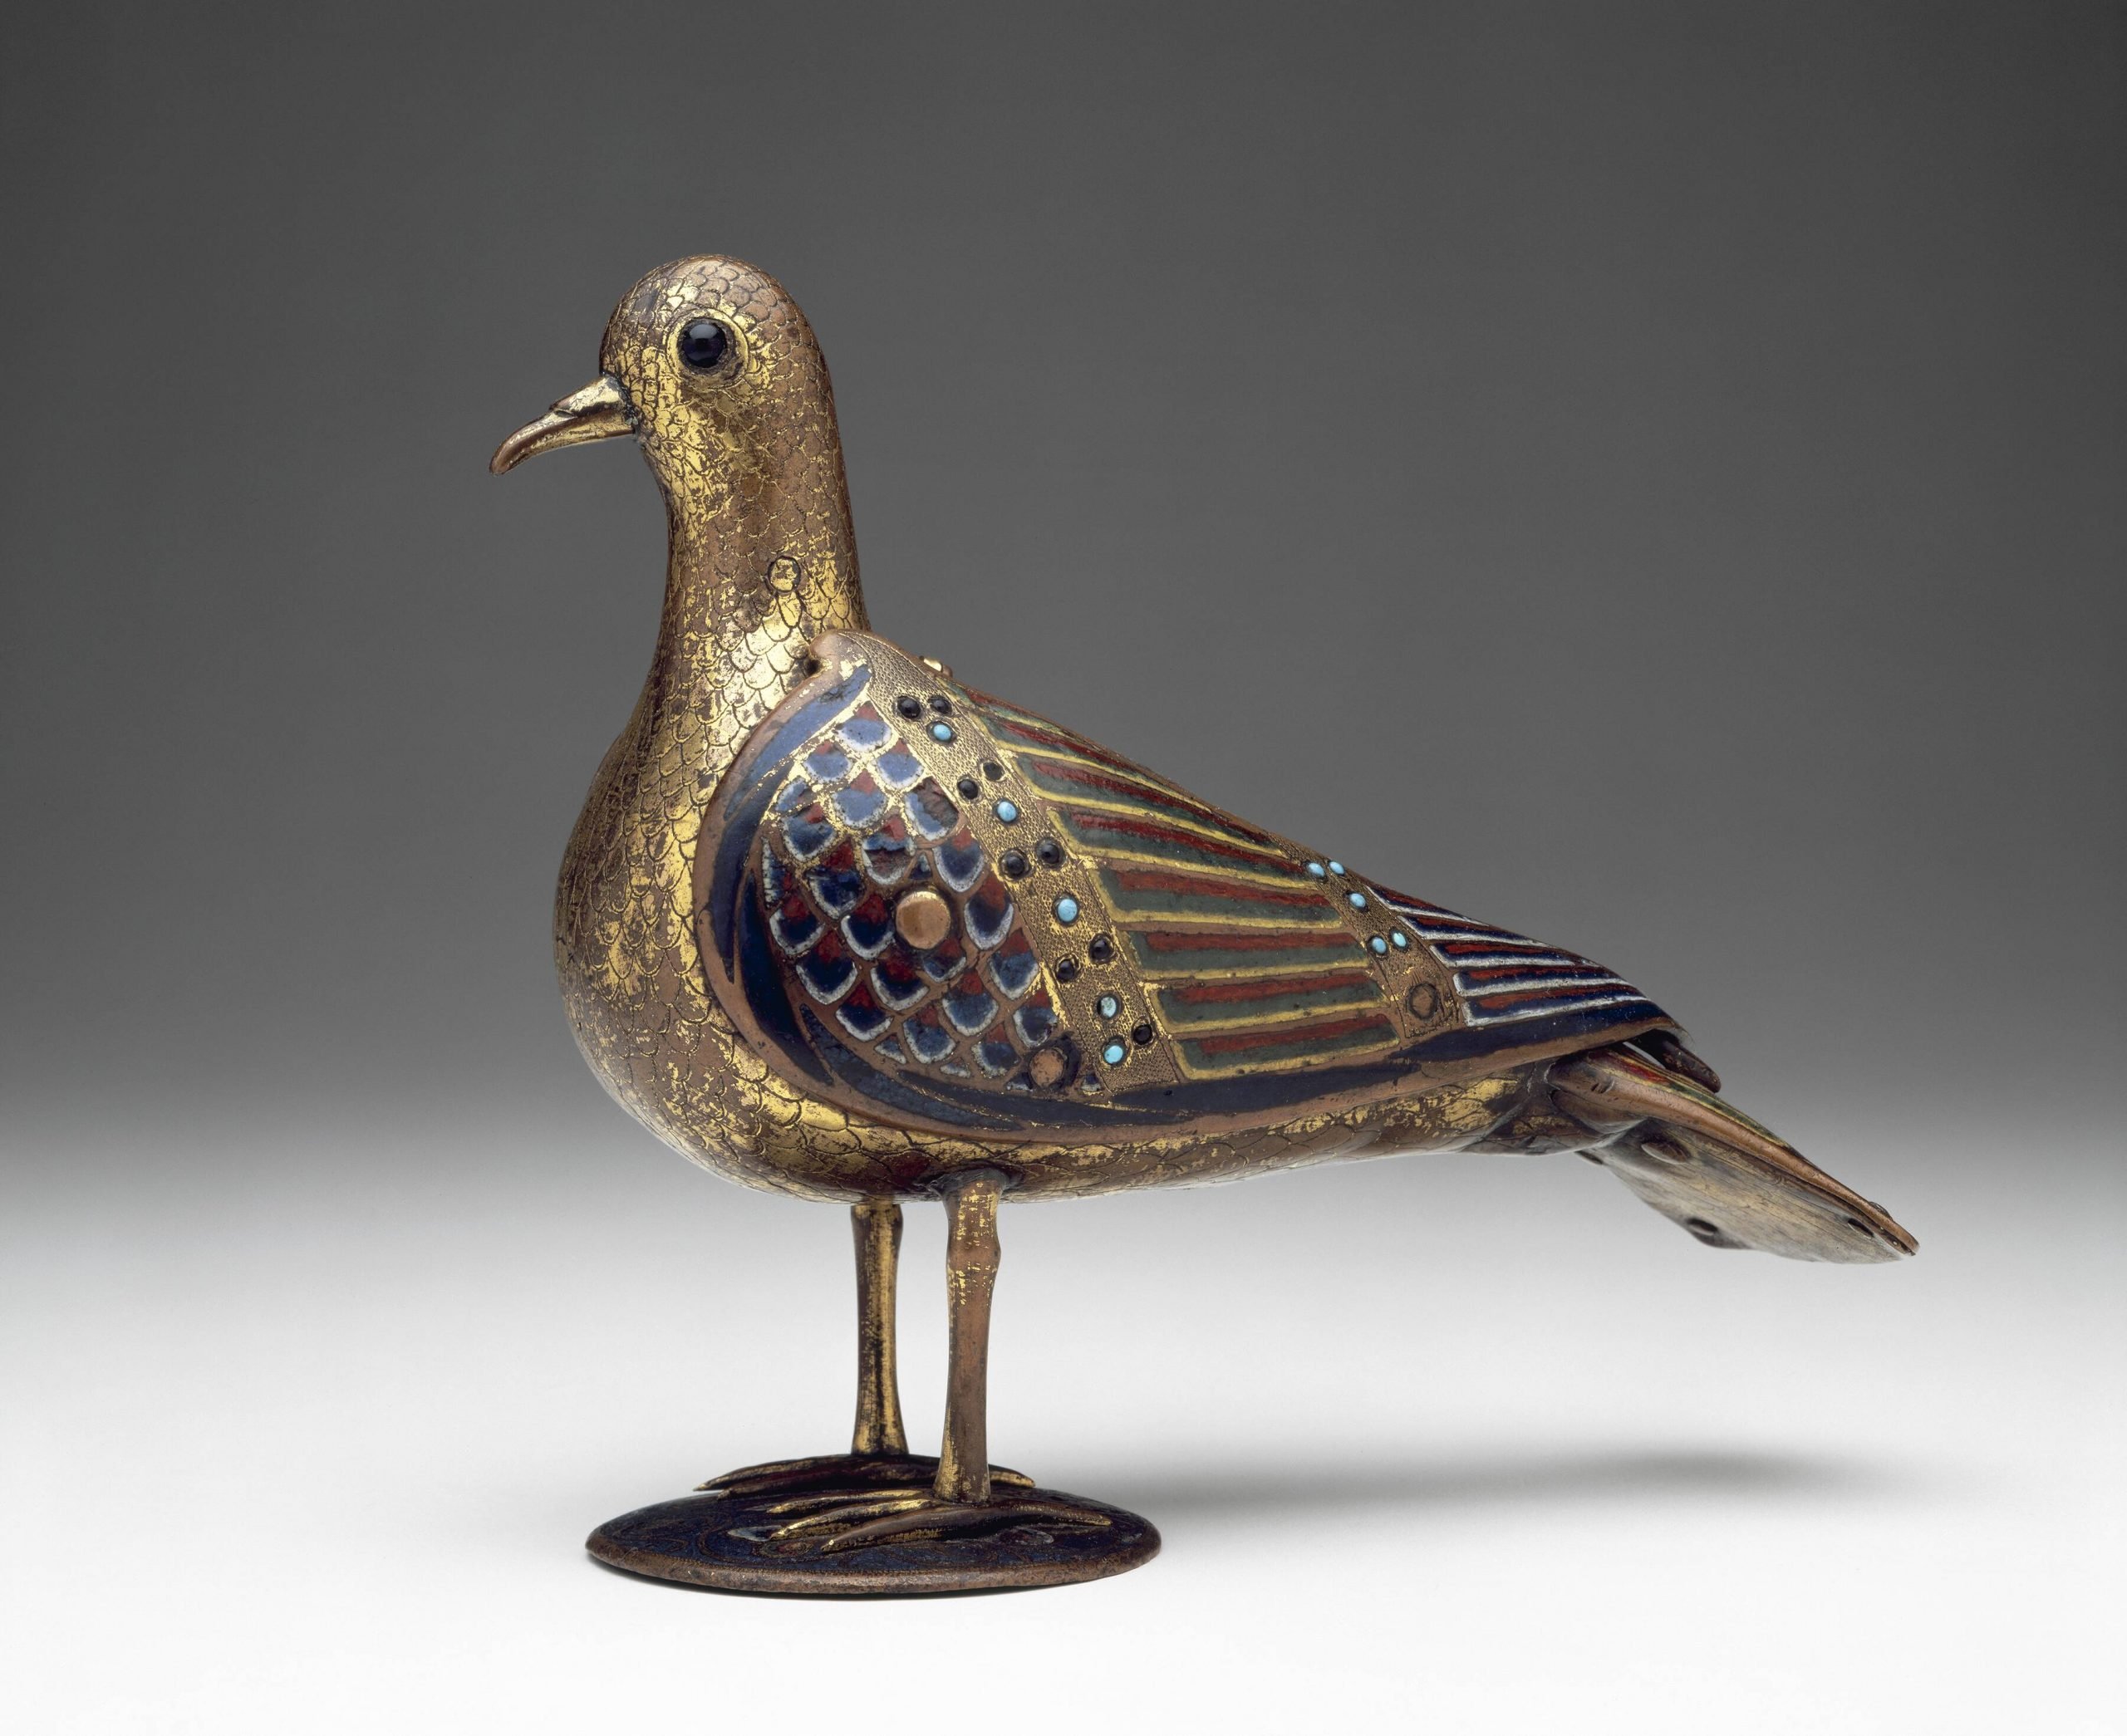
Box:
1391, 930, 1409, 949
1368, 935, 1389, 954
1098, 994, 1120, 1018
995, 799, 1019, 823
1328, 860, 1344, 874
1347, 892, 1368, 910
930, 721, 955, 743
1102, 1041, 1127, 1066
1054, 896, 1079, 924
1305, 861, 1325, 878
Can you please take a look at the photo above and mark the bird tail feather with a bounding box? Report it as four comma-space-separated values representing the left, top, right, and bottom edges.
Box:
1552, 1046, 1916, 1263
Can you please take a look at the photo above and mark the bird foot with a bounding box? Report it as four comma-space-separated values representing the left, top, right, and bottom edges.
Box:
698, 1452, 1103, 1554
758, 1484, 1115, 1557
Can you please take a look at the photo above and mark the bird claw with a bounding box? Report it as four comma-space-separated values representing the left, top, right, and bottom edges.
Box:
767, 1492, 932, 1532
695, 1452, 1034, 1500
816, 1498, 1113, 1556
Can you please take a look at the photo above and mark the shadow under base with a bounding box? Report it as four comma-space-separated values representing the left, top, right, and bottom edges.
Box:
586, 1453, 1159, 1596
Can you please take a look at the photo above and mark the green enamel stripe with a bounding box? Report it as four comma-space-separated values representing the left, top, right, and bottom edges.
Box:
1097, 867, 1342, 925
1157, 977, 1383, 1028
1177, 1020, 1398, 1074
1123, 932, 1358, 973
1055, 810, 1294, 882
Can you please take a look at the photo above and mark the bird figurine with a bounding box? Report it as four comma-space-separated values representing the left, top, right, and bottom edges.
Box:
492, 255, 1915, 1595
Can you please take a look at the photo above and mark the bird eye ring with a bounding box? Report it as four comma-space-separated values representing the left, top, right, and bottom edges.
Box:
677, 317, 737, 375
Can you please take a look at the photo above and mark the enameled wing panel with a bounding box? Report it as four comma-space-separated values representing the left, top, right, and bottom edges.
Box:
695, 632, 1674, 1141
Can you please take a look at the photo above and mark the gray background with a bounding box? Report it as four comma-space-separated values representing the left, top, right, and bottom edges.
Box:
5, 5, 2120, 1732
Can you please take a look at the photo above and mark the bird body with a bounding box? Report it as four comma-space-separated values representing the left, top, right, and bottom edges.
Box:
531, 258, 1533, 1208
494, 255, 1912, 1591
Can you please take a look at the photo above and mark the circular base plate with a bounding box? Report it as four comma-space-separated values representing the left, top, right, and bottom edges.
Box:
587, 1454, 1159, 1596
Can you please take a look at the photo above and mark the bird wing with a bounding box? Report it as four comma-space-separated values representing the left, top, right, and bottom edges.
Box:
695, 630, 1677, 1143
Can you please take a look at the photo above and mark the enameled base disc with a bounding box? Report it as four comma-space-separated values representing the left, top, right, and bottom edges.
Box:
585, 1454, 1159, 1596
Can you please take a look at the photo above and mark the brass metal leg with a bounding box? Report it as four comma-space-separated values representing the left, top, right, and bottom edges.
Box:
850, 1199, 908, 1456
933, 1169, 1006, 1504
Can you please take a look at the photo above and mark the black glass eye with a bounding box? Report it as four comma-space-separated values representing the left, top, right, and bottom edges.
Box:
678, 319, 732, 370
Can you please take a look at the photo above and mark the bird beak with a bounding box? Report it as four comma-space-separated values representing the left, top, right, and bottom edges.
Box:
489, 375, 635, 474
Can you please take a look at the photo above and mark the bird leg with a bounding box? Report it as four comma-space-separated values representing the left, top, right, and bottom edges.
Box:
934, 1167, 1005, 1503
850, 1198, 908, 1457
746, 1167, 1114, 1555
693, 1180, 1034, 1510
691, 1197, 927, 1499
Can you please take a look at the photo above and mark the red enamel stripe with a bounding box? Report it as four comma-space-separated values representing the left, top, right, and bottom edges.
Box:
1470, 984, 1637, 1013
1104, 865, 1327, 909
1434, 939, 1565, 959
1373, 885, 1454, 914
1061, 809, 1298, 875
1456, 964, 1614, 985
1162, 968, 1375, 1005
1189, 1012, 1398, 1057
1404, 915, 1520, 937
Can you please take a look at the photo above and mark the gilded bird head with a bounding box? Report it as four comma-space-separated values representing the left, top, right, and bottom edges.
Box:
492, 255, 842, 539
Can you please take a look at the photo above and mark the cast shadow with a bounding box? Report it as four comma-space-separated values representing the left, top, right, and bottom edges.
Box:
1092, 1444, 1915, 1526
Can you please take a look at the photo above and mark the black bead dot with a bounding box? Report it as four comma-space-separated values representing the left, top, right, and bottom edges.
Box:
1054, 957, 1078, 983
896, 695, 923, 719
1088, 934, 1114, 964
981, 759, 1005, 781
678, 318, 731, 370
1000, 849, 1029, 879
1034, 837, 1064, 870
955, 775, 980, 800
1130, 1022, 1154, 1047
928, 694, 953, 714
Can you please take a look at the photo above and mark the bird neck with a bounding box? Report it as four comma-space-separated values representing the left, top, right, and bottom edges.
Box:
639, 483, 869, 789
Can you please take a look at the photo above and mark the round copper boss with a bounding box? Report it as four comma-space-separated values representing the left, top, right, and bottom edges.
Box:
1028, 1048, 1069, 1089
894, 888, 953, 950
